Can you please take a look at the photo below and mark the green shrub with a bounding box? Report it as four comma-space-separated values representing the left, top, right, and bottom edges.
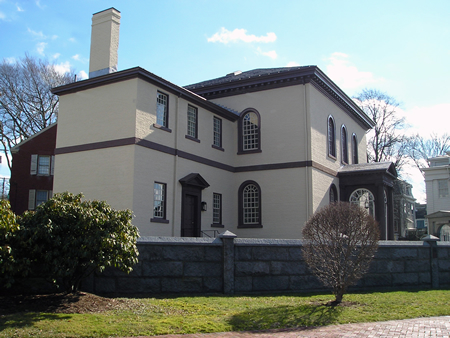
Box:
0, 200, 20, 287
18, 192, 139, 293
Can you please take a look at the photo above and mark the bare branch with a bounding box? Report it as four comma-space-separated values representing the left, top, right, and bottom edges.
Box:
0, 54, 74, 171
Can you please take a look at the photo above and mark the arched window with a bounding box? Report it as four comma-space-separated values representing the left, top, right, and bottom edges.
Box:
329, 184, 338, 203
238, 109, 261, 154
352, 133, 358, 164
349, 188, 375, 217
238, 181, 262, 228
341, 125, 348, 164
327, 116, 336, 158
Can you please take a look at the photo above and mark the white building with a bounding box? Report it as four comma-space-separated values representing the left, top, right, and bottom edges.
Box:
423, 152, 450, 241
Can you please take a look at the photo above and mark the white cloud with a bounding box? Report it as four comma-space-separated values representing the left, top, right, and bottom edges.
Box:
403, 103, 450, 137
256, 47, 277, 60
54, 61, 71, 75
35, 0, 44, 9
16, 5, 24, 12
0, 11, 5, 20
51, 35, 58, 40
78, 70, 88, 80
207, 28, 277, 44
286, 61, 300, 67
28, 27, 46, 39
325, 52, 379, 91
69, 37, 76, 43
72, 54, 80, 61
52, 53, 60, 59
36, 42, 47, 55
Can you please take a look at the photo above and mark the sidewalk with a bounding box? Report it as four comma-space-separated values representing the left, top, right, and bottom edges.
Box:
137, 316, 450, 338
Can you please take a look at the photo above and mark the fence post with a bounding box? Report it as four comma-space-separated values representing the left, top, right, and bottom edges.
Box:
219, 231, 237, 295
423, 235, 440, 288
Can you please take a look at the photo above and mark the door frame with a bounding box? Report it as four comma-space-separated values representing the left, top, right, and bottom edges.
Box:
179, 173, 210, 237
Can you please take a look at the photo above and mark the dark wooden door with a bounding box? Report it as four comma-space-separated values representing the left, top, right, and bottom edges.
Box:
181, 194, 199, 237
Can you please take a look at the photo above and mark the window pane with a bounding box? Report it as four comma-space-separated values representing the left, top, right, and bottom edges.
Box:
213, 117, 222, 147
156, 92, 168, 127
243, 184, 259, 224
439, 179, 449, 197
187, 105, 197, 138
38, 156, 50, 175
153, 182, 166, 218
36, 190, 48, 206
213, 193, 221, 224
243, 112, 259, 150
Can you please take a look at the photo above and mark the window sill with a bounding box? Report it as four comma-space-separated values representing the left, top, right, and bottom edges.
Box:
150, 218, 169, 224
211, 223, 224, 228
327, 154, 337, 161
185, 135, 200, 143
153, 124, 172, 133
237, 149, 262, 155
238, 223, 263, 228
212, 145, 224, 152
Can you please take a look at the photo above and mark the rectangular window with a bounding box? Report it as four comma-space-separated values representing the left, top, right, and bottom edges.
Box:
28, 189, 52, 210
152, 182, 167, 221
187, 105, 198, 139
213, 117, 222, 148
438, 179, 448, 198
31, 154, 54, 176
156, 92, 168, 127
212, 193, 222, 226
38, 156, 51, 175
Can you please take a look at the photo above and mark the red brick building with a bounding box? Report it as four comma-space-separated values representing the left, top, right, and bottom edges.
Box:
10, 124, 56, 214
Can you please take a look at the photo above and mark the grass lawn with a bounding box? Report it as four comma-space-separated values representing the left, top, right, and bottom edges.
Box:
1, 289, 449, 337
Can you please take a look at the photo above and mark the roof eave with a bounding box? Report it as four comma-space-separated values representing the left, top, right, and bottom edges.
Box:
52, 67, 239, 122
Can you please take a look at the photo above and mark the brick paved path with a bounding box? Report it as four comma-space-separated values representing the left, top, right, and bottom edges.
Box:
136, 316, 450, 338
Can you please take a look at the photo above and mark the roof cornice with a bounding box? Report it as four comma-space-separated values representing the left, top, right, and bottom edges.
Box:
51, 67, 239, 122
185, 66, 374, 129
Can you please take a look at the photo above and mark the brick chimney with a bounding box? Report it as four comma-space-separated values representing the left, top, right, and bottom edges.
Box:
89, 8, 121, 78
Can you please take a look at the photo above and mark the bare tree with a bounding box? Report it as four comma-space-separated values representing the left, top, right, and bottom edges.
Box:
354, 89, 407, 173
0, 54, 74, 170
406, 133, 450, 177
302, 202, 379, 305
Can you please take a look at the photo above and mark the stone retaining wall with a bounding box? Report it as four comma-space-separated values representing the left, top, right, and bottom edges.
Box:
82, 234, 450, 295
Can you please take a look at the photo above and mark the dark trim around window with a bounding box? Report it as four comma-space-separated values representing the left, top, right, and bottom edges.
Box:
151, 181, 169, 223
186, 104, 198, 140
341, 124, 348, 164
329, 184, 338, 204
211, 192, 223, 227
327, 115, 336, 160
352, 133, 358, 164
238, 180, 262, 228
156, 91, 169, 128
238, 108, 261, 155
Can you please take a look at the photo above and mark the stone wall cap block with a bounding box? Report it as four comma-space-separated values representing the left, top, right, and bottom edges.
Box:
378, 241, 428, 248
235, 238, 303, 247
138, 236, 221, 246
219, 230, 237, 238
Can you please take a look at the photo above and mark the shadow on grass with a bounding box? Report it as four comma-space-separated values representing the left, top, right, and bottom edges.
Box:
0, 312, 71, 331
229, 303, 341, 331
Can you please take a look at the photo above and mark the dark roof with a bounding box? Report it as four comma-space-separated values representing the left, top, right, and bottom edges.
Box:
184, 66, 375, 130
339, 162, 397, 177
184, 66, 312, 90
52, 67, 239, 122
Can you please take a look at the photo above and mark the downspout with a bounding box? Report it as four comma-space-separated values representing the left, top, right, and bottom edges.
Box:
303, 82, 311, 218
171, 95, 180, 236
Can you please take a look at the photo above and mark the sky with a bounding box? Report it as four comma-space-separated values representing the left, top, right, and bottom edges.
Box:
1, 0, 449, 203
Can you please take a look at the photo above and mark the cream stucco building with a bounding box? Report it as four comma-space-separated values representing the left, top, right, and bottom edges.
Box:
52, 8, 397, 239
